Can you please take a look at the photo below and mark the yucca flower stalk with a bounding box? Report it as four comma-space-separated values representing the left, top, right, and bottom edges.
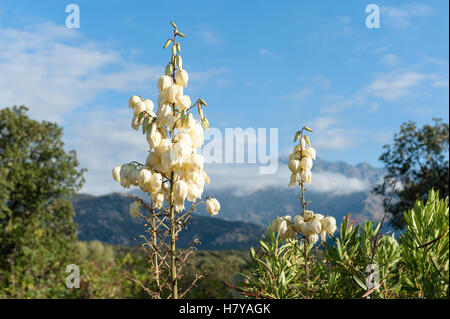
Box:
112, 22, 220, 299
270, 126, 336, 297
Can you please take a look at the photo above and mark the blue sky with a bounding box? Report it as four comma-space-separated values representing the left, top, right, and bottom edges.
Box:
0, 1, 448, 195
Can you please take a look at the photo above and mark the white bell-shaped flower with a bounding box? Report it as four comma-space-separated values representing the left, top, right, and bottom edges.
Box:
175, 69, 189, 87
206, 198, 220, 216
158, 75, 173, 92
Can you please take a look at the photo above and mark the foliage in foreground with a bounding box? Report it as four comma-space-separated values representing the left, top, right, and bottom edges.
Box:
238, 189, 449, 299
0, 106, 85, 298
0, 239, 250, 299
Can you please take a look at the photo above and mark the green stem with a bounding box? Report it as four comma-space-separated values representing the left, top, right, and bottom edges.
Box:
168, 32, 179, 299
151, 209, 160, 288
299, 131, 309, 298
169, 171, 178, 299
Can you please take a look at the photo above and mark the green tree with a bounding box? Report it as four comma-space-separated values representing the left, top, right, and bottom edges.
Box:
374, 118, 449, 229
0, 105, 85, 297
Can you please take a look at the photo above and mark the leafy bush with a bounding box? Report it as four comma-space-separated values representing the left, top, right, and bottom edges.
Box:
237, 189, 449, 299
400, 189, 449, 298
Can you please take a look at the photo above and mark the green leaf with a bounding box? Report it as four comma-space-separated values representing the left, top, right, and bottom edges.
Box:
279, 270, 286, 289
142, 117, 149, 134
259, 240, 270, 253
138, 112, 144, 123
250, 247, 256, 259
353, 276, 367, 291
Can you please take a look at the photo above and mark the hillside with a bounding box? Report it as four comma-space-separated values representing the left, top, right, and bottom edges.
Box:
73, 193, 266, 249
73, 158, 387, 248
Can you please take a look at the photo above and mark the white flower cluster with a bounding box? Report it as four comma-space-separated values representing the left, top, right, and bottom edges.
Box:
112, 58, 219, 217
271, 211, 337, 244
288, 136, 316, 187
272, 132, 337, 244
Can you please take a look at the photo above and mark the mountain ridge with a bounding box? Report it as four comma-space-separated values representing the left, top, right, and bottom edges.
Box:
73, 157, 386, 248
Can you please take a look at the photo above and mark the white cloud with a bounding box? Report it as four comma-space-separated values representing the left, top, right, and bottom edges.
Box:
280, 88, 311, 102
433, 80, 449, 88
380, 54, 400, 68
259, 48, 276, 57
381, 3, 434, 28
312, 75, 332, 89
64, 108, 149, 195
204, 163, 371, 196
0, 22, 162, 122
364, 72, 426, 100
0, 21, 164, 195
196, 29, 221, 44
303, 116, 363, 152
308, 171, 370, 195
320, 91, 380, 114
189, 67, 231, 86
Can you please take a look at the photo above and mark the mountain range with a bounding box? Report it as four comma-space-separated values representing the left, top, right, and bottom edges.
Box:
73, 158, 386, 249
73, 192, 266, 250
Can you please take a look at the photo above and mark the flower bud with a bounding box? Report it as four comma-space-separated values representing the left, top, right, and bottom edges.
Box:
300, 137, 306, 149
176, 55, 183, 70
